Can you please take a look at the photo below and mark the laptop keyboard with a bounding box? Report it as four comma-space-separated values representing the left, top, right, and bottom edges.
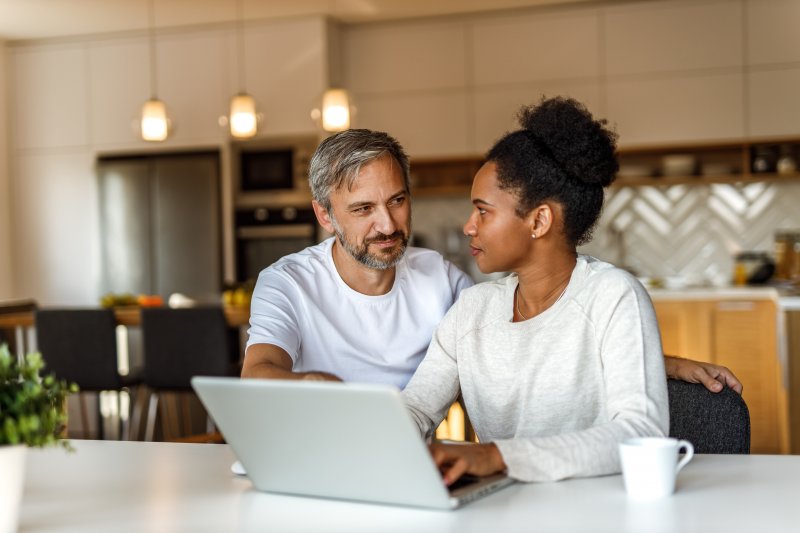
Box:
447, 473, 481, 493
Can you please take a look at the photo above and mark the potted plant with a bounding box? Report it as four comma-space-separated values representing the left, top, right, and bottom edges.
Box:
0, 343, 77, 533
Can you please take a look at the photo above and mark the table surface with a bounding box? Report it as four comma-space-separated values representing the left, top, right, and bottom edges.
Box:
20, 440, 800, 533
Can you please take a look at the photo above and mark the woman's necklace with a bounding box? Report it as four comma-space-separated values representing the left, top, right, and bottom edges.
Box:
515, 283, 568, 321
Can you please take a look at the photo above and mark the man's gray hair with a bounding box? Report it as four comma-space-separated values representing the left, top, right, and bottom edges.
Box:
308, 129, 411, 210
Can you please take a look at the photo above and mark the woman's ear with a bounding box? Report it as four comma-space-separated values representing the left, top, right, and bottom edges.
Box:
528, 204, 554, 239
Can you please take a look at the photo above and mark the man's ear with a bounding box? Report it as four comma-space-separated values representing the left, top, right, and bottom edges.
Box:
312, 200, 336, 234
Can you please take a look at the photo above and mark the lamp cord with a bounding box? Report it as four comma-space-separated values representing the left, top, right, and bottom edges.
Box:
147, 0, 157, 99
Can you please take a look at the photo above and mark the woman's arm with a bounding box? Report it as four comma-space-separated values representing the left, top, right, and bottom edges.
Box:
401, 305, 462, 439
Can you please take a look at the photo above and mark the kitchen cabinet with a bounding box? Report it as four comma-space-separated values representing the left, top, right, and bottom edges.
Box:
409, 137, 800, 195
653, 296, 789, 454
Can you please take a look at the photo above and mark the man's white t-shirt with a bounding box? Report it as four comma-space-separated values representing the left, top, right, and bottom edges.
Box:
247, 237, 473, 389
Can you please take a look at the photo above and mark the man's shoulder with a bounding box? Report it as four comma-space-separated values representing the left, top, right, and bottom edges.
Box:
402, 246, 471, 284
260, 239, 333, 282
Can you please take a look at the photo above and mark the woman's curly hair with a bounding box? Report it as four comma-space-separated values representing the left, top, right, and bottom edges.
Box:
487, 96, 618, 246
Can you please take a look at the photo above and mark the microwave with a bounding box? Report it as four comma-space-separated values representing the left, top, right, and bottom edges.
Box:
233, 136, 318, 207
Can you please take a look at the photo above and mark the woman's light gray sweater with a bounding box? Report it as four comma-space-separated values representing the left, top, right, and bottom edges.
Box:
402, 255, 669, 482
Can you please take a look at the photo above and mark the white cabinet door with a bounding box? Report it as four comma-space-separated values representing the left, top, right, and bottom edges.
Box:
11, 44, 89, 150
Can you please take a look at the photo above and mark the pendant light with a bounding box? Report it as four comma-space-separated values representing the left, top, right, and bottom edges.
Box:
140, 0, 170, 142
228, 0, 259, 138
310, 1, 354, 133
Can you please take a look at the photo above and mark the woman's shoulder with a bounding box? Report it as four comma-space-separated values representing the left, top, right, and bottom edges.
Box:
576, 255, 646, 298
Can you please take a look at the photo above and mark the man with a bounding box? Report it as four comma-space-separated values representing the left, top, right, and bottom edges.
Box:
241, 129, 742, 395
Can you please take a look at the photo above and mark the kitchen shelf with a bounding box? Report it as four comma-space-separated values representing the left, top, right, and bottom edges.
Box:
408, 136, 800, 194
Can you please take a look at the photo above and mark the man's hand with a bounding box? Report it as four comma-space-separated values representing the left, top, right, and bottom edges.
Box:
428, 441, 506, 486
664, 355, 743, 394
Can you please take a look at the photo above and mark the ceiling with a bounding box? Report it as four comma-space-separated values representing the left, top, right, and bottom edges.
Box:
0, 0, 615, 41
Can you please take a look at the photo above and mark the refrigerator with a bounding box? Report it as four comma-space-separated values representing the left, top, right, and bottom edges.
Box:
97, 151, 222, 302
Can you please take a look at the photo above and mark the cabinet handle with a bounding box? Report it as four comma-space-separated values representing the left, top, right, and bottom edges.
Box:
715, 301, 755, 311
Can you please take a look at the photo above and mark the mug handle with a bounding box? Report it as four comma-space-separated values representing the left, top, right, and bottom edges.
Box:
676, 439, 694, 473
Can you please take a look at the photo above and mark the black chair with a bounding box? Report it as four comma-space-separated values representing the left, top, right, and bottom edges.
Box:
34, 308, 141, 439
667, 378, 750, 454
140, 307, 238, 441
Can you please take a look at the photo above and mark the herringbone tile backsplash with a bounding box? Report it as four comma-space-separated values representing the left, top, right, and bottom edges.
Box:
413, 181, 800, 285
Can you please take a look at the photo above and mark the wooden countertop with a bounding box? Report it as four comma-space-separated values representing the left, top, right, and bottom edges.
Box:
0, 305, 250, 329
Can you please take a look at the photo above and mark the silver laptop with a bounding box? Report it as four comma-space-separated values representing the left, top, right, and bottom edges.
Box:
191, 376, 515, 510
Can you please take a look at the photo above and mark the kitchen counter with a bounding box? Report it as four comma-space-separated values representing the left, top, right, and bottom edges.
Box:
647, 285, 800, 310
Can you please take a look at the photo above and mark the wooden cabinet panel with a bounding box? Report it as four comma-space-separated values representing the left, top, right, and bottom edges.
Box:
654, 298, 788, 454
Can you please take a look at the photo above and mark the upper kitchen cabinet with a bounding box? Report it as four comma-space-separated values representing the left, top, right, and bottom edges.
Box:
342, 20, 467, 93
746, 0, 800, 138
154, 29, 230, 142
471, 9, 600, 84
90, 29, 229, 147
603, 0, 745, 145
604, 0, 743, 76
11, 44, 90, 150
88, 38, 150, 147
747, 0, 800, 66
607, 73, 745, 145
245, 17, 328, 136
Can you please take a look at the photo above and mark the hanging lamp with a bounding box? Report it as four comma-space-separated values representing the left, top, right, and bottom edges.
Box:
140, 0, 170, 141
228, 0, 259, 138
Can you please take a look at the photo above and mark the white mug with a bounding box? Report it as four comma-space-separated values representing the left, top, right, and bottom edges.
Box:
619, 437, 694, 500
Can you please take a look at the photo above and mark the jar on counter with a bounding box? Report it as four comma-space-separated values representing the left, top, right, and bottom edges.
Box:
777, 144, 798, 175
752, 146, 776, 173
775, 232, 800, 281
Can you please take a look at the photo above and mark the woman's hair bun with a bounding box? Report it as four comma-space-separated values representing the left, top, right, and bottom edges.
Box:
517, 97, 618, 187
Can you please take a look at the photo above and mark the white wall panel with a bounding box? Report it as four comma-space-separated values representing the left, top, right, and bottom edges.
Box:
605, 0, 742, 75
607, 73, 744, 145
245, 17, 327, 135
472, 9, 599, 85
158, 29, 229, 142
473, 82, 602, 153
88, 38, 150, 147
343, 21, 467, 93
11, 44, 89, 149
748, 68, 800, 137
0, 43, 12, 298
13, 151, 99, 305
354, 92, 469, 157
747, 0, 800, 65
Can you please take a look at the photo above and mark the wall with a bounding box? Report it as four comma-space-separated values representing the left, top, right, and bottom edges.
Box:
0, 41, 11, 299
5, 16, 328, 305
344, 0, 800, 282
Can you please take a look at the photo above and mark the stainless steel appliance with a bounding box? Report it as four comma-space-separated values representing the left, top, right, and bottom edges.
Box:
234, 206, 319, 282
97, 151, 222, 301
232, 135, 318, 209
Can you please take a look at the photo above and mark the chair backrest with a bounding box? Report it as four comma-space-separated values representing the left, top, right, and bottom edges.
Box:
667, 378, 750, 454
140, 307, 236, 390
34, 309, 122, 391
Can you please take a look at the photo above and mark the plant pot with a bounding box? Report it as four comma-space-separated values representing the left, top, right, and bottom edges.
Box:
0, 445, 27, 533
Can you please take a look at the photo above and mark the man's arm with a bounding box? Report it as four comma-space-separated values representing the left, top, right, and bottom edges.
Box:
664, 355, 743, 394
241, 343, 341, 382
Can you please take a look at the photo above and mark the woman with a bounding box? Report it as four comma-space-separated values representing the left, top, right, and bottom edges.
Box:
402, 97, 668, 484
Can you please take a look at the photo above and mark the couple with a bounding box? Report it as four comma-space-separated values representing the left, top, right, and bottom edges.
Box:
242, 97, 741, 485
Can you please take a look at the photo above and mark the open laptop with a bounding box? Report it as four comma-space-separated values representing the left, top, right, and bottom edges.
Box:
191, 376, 515, 510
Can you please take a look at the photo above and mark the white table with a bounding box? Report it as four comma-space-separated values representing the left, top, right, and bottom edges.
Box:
21, 440, 800, 532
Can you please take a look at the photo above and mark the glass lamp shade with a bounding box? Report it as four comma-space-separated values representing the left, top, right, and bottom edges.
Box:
229, 93, 258, 139
140, 98, 169, 142
321, 88, 351, 132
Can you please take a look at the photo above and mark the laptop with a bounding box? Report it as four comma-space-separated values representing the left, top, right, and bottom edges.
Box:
191, 376, 515, 510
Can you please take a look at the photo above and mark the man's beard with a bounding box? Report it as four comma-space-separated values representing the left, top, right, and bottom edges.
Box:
330, 216, 410, 270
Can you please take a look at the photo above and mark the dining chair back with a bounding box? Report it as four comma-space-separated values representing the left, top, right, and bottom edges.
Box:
140, 306, 238, 441
34, 308, 139, 439
667, 378, 750, 454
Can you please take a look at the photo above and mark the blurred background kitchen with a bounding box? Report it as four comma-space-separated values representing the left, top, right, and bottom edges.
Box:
1, 0, 800, 452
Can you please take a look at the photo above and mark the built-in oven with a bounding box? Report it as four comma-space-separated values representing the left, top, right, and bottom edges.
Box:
234, 206, 320, 282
